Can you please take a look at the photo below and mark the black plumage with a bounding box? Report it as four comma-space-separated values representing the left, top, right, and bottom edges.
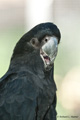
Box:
0, 22, 61, 120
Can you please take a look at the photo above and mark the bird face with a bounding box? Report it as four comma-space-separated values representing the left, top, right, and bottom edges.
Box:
29, 34, 59, 71
12, 22, 61, 71
40, 36, 58, 71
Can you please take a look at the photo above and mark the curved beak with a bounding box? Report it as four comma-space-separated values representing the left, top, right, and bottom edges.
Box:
41, 36, 58, 70
42, 36, 58, 63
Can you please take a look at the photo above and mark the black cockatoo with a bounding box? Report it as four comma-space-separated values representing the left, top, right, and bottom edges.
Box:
0, 22, 61, 120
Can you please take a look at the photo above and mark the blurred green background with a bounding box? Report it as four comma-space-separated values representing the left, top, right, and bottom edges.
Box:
0, 0, 80, 119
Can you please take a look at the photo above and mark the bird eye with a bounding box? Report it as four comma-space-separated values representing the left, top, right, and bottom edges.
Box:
45, 38, 48, 42
31, 39, 35, 45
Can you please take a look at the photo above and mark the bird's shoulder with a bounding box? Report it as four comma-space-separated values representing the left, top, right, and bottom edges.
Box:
0, 71, 39, 106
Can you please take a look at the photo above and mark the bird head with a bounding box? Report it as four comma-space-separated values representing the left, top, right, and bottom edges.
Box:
11, 22, 61, 71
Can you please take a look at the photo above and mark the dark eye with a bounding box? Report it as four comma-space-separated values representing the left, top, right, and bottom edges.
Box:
45, 38, 48, 42
31, 39, 35, 45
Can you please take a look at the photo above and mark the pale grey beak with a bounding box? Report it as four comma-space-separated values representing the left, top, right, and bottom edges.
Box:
41, 36, 58, 70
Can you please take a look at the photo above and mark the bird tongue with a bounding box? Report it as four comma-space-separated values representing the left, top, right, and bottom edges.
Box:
43, 56, 50, 65
40, 49, 51, 65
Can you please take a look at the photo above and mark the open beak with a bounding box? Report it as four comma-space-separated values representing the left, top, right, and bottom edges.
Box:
40, 36, 58, 70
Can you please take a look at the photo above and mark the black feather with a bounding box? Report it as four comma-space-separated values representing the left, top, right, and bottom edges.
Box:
0, 22, 61, 120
